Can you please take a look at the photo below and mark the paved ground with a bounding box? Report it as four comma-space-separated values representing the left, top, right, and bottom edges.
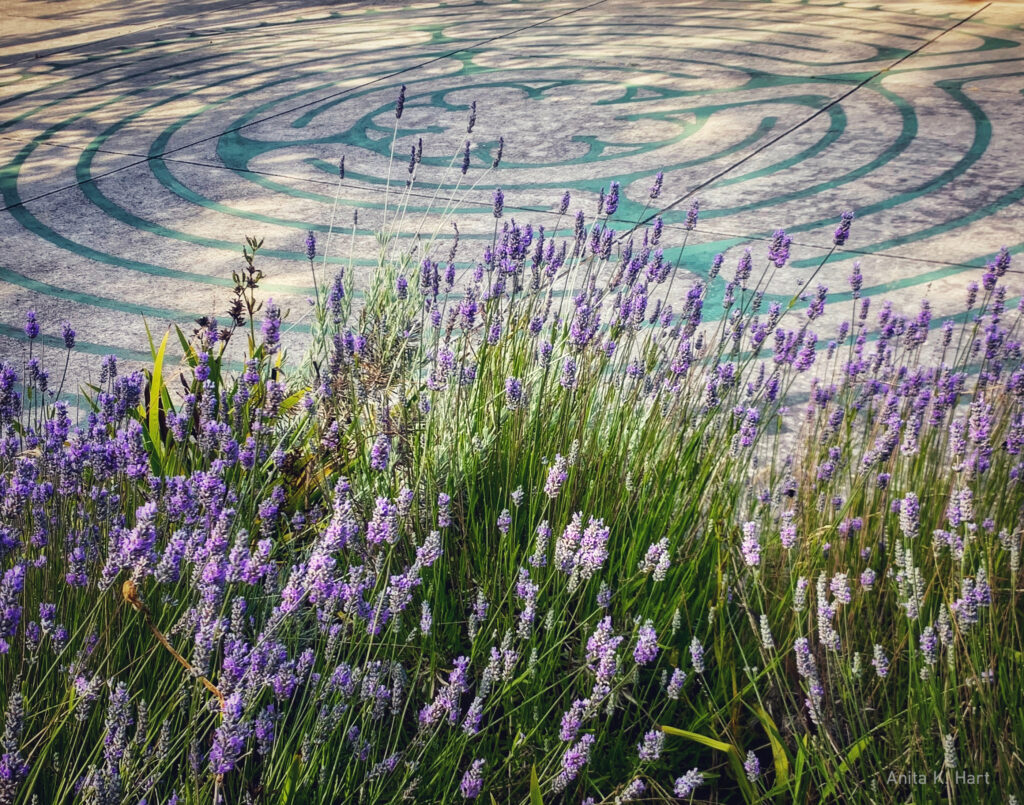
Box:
1, 0, 1022, 402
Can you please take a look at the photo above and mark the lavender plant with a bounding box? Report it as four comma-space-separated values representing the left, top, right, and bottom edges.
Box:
0, 98, 1021, 805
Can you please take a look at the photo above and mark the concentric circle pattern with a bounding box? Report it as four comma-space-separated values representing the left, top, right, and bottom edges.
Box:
1, 0, 1022, 396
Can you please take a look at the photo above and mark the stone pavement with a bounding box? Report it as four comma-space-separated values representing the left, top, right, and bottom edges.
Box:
1, 0, 1022, 402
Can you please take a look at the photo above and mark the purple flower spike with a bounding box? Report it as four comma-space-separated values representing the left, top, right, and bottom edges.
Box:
619, 779, 646, 802
690, 636, 705, 673
493, 188, 504, 219
744, 751, 761, 782
461, 140, 471, 175
675, 769, 703, 798
833, 210, 854, 246
305, 230, 317, 262
460, 758, 485, 799
684, 199, 700, 231
899, 492, 919, 539
261, 299, 281, 354
559, 191, 571, 214
604, 181, 620, 216
740, 521, 760, 567
634, 620, 658, 664
649, 171, 664, 200
708, 253, 724, 280
871, 644, 889, 678
24, 311, 38, 340
994, 245, 1011, 277
492, 136, 504, 168
848, 261, 863, 298
768, 228, 791, 267
0, 692, 28, 790
370, 434, 391, 472
395, 84, 406, 118
545, 454, 568, 498
209, 693, 249, 774
504, 376, 523, 409
61, 321, 76, 349
638, 728, 664, 761
554, 734, 595, 792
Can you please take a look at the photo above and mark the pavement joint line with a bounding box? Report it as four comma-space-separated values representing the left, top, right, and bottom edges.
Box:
0, 0, 610, 214
623, 1, 996, 237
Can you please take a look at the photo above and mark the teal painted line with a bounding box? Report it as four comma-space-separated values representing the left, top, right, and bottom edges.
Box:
786, 77, 1022, 269
0, 266, 192, 321
698, 84, 917, 221
0, 189, 315, 294
2, 0, 1015, 305
670, 97, 845, 194
130, 72, 743, 234
888, 55, 1024, 76
304, 115, 776, 195
0, 265, 315, 334
0, 64, 331, 291
0, 323, 163, 363
208, 80, 803, 211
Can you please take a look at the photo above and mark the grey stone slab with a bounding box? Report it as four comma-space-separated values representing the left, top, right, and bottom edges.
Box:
0, 0, 1021, 371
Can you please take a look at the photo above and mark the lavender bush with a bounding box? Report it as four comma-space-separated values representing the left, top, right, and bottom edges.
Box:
0, 95, 1022, 804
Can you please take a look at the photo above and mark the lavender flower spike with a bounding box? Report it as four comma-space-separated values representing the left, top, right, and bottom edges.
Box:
689, 636, 705, 673
545, 454, 569, 499
740, 521, 760, 567
649, 171, 664, 200
370, 434, 391, 472
833, 210, 854, 246
493, 188, 504, 219
744, 751, 761, 782
461, 140, 471, 175
395, 84, 406, 118
634, 620, 659, 665
460, 758, 485, 799
261, 298, 281, 354
605, 181, 620, 216
684, 199, 700, 231
637, 728, 664, 761
61, 321, 76, 350
675, 769, 703, 798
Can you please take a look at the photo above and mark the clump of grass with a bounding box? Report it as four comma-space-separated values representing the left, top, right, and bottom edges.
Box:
0, 92, 1021, 804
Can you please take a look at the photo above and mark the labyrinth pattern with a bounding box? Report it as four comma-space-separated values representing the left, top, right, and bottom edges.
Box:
1, 0, 1022, 393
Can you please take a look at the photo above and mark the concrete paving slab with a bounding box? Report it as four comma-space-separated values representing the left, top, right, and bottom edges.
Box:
0, 0, 1022, 404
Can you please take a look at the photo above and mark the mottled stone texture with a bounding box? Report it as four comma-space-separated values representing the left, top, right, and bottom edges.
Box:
0, 0, 1021, 400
